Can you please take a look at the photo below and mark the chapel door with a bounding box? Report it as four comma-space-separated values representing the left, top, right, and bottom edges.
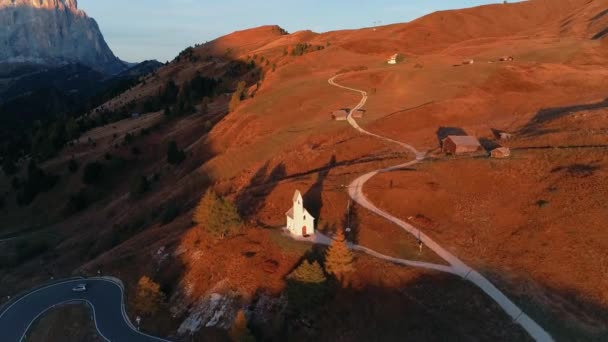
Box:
302, 226, 307, 236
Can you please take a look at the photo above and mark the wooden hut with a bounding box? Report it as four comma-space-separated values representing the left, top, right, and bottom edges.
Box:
442, 135, 483, 155
491, 147, 511, 158
332, 110, 348, 121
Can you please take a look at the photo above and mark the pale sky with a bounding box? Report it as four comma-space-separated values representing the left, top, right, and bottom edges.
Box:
79, 0, 512, 63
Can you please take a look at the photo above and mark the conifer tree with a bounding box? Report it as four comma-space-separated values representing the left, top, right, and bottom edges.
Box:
229, 310, 255, 342
229, 81, 247, 112
288, 260, 326, 284
134, 276, 165, 316
287, 260, 327, 311
325, 229, 355, 284
194, 190, 243, 239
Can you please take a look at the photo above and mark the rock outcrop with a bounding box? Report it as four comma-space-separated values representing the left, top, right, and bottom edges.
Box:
0, 0, 126, 74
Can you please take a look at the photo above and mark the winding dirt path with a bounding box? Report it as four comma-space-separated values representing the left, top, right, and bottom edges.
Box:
328, 75, 553, 342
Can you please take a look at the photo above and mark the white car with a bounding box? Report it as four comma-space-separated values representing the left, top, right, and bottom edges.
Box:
72, 283, 87, 292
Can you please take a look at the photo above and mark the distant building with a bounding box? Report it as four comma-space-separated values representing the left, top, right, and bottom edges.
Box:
286, 190, 315, 237
462, 59, 475, 65
491, 147, 511, 158
332, 110, 349, 121
352, 109, 365, 118
442, 135, 483, 155
499, 132, 514, 140
499, 56, 514, 62
388, 53, 400, 65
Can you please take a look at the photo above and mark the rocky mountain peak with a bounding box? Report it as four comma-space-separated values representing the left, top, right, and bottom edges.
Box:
0, 0, 126, 74
1, 0, 79, 12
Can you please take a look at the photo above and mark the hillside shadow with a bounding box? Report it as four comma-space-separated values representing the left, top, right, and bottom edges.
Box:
247, 268, 608, 342
251, 272, 534, 342
436, 126, 468, 147
486, 272, 608, 341
520, 98, 608, 135
304, 155, 336, 221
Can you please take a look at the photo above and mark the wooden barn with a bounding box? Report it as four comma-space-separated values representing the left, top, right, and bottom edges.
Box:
442, 135, 483, 155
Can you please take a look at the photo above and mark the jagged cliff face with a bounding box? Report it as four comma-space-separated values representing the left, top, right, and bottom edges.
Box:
0, 0, 126, 74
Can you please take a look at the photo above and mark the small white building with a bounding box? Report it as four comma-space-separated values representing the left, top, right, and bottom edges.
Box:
286, 190, 315, 237
332, 110, 349, 121
387, 54, 399, 65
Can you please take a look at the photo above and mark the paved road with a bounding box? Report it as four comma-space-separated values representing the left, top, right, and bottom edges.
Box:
328, 75, 553, 342
0, 278, 170, 342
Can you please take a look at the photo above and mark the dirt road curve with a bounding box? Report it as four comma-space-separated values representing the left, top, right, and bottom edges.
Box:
328, 75, 553, 342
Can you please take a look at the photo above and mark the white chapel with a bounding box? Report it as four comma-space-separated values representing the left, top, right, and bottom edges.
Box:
285, 190, 315, 237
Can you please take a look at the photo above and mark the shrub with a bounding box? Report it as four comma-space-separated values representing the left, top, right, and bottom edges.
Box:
167, 141, 186, 165
68, 158, 79, 173
82, 162, 104, 185
15, 240, 49, 263
203, 121, 212, 132
16, 161, 57, 206
536, 199, 550, 208
66, 189, 89, 214
2, 158, 17, 175
11, 177, 21, 190
131, 176, 150, 198
161, 203, 180, 225
123, 133, 134, 145
193, 190, 243, 239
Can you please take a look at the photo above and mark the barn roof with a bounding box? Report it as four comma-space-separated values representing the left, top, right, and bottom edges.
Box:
443, 135, 481, 147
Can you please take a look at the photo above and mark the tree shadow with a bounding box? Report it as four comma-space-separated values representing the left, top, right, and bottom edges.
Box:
343, 202, 360, 244
551, 163, 601, 178
235, 162, 287, 220
520, 98, 608, 135
592, 27, 608, 40
436, 126, 468, 147
303, 155, 336, 221
479, 137, 501, 151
